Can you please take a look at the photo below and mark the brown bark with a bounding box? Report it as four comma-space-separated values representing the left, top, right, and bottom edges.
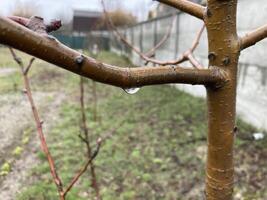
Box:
92, 81, 98, 122
0, 17, 223, 88
204, 0, 239, 199
63, 138, 102, 197
156, 0, 205, 20
240, 24, 267, 50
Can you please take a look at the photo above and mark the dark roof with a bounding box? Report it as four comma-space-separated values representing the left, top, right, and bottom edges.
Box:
73, 9, 102, 18
72, 9, 103, 33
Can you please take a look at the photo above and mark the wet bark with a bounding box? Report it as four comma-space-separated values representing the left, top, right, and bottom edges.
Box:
204, 0, 239, 199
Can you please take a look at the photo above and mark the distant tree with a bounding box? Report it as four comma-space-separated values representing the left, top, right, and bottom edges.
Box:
98, 9, 137, 29
102, 0, 123, 11
11, 0, 40, 18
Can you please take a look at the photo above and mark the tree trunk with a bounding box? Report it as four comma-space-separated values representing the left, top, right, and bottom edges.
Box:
205, 0, 239, 199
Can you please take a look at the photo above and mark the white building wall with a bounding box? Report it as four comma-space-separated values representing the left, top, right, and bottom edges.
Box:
111, 0, 267, 130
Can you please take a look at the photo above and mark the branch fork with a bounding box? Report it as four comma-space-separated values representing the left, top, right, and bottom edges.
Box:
9, 48, 102, 200
0, 16, 224, 88
102, 0, 205, 68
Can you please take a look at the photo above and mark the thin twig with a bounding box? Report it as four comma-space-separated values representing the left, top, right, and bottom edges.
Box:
102, 0, 205, 68
79, 77, 101, 200
240, 24, 267, 50
24, 57, 35, 75
145, 18, 174, 58
63, 138, 102, 197
101, 0, 177, 65
175, 23, 205, 68
9, 48, 64, 197
92, 81, 98, 122
78, 133, 89, 144
10, 48, 102, 200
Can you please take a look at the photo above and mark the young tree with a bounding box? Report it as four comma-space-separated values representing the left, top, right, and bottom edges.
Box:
1, 0, 267, 199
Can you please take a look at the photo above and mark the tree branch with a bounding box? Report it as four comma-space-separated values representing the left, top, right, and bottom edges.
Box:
24, 57, 35, 75
10, 48, 103, 200
63, 138, 102, 197
102, 0, 204, 68
9, 48, 64, 197
156, 0, 205, 20
79, 77, 101, 200
0, 16, 224, 87
240, 24, 267, 50
102, 0, 176, 65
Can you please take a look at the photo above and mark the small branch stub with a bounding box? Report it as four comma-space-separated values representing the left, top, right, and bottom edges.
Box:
75, 55, 85, 65
240, 24, 267, 50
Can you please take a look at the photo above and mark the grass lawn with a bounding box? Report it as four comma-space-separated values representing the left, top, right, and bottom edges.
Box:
0, 48, 266, 200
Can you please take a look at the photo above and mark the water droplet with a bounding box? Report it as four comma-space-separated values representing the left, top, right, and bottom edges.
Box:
123, 87, 140, 94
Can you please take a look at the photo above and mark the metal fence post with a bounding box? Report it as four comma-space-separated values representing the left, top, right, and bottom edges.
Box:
130, 27, 134, 60
175, 12, 180, 59
139, 23, 144, 64
153, 20, 158, 66
153, 19, 158, 49
123, 29, 127, 55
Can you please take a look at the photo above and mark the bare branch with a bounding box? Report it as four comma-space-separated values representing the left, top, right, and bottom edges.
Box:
24, 57, 35, 75
9, 49, 64, 196
101, 0, 176, 65
10, 49, 103, 200
176, 23, 205, 68
187, 53, 202, 69
79, 77, 101, 199
0, 17, 224, 87
63, 138, 102, 197
9, 48, 23, 66
190, 24, 205, 52
240, 24, 267, 50
78, 133, 88, 144
156, 0, 205, 20
145, 17, 174, 57
102, 0, 205, 68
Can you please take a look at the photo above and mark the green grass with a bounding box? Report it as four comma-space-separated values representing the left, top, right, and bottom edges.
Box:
1, 49, 264, 200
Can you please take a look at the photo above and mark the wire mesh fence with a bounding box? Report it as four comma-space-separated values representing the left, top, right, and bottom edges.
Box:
108, 8, 267, 129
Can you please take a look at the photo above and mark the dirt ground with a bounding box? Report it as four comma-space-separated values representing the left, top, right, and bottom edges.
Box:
0, 59, 68, 199
0, 91, 66, 199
